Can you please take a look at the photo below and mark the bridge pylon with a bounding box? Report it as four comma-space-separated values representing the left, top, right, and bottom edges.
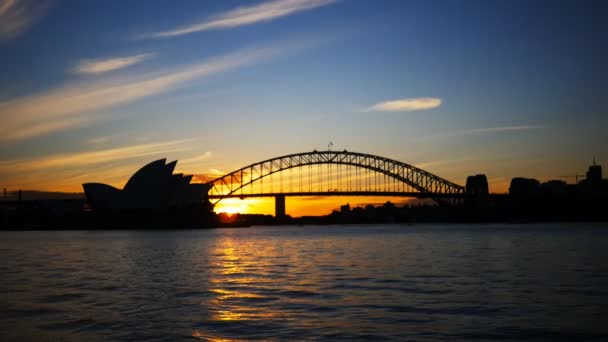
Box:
275, 195, 286, 220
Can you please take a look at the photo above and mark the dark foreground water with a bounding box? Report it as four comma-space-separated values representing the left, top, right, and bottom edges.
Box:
1, 224, 607, 341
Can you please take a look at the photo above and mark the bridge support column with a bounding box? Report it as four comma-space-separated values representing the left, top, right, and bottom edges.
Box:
275, 195, 286, 220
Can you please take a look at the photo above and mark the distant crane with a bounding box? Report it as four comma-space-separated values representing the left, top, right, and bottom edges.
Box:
557, 158, 601, 183
557, 174, 584, 183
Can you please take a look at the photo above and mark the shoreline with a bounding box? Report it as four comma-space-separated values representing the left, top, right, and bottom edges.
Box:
2, 219, 607, 231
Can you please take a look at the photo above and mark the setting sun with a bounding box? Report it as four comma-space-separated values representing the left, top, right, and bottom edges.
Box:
213, 198, 269, 215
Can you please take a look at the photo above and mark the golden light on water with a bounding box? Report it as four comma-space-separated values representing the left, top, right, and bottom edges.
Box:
191, 329, 246, 341
210, 289, 266, 300
204, 237, 281, 327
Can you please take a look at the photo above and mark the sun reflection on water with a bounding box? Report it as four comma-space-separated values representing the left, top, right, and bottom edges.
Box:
191, 329, 247, 341
205, 238, 280, 324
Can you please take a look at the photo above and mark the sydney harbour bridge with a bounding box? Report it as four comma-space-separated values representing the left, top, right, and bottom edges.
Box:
205, 150, 479, 217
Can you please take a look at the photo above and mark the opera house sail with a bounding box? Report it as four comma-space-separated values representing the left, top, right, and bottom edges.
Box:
82, 159, 214, 227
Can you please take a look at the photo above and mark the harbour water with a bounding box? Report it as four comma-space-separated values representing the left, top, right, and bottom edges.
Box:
1, 224, 607, 341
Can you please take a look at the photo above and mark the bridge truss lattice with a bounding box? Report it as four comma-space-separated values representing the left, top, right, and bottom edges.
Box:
206, 151, 465, 204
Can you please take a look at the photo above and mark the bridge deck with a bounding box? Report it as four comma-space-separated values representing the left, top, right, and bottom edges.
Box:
208, 191, 468, 199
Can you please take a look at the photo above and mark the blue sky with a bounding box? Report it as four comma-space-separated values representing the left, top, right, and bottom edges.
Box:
0, 0, 606, 208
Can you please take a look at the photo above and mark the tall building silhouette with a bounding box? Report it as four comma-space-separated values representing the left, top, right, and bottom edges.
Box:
586, 158, 602, 184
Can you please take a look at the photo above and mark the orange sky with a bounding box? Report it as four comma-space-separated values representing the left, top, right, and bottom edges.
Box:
213, 196, 420, 217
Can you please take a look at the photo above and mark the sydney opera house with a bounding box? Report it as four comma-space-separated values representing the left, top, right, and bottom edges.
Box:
83, 159, 211, 211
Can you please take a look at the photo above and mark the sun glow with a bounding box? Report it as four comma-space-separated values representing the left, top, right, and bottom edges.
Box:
213, 198, 251, 214
213, 197, 274, 215
211, 196, 417, 217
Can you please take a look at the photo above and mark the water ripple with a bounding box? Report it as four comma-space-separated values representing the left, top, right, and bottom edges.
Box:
0, 224, 607, 341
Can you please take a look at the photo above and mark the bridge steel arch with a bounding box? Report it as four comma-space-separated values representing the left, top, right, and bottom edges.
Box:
206, 151, 465, 204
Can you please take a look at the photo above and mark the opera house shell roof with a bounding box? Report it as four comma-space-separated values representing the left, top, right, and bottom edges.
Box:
83, 159, 210, 210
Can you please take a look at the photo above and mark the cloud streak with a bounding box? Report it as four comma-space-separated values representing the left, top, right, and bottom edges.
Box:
0, 0, 48, 40
178, 152, 213, 165
0, 139, 196, 191
415, 125, 543, 143
191, 168, 227, 183
87, 136, 111, 144
367, 97, 442, 112
463, 125, 542, 134
145, 0, 336, 38
0, 139, 193, 174
71, 53, 154, 75
0, 44, 291, 141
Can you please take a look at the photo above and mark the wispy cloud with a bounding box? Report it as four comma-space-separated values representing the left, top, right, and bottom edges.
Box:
71, 53, 154, 75
4, 114, 101, 142
463, 125, 542, 134
414, 160, 455, 169
0, 43, 292, 141
178, 152, 213, 164
174, 152, 214, 174
0, 139, 195, 191
0, 0, 49, 40
415, 125, 543, 143
87, 136, 111, 144
145, 0, 336, 38
0, 139, 193, 174
366, 97, 442, 112
414, 157, 475, 170
192, 168, 226, 183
